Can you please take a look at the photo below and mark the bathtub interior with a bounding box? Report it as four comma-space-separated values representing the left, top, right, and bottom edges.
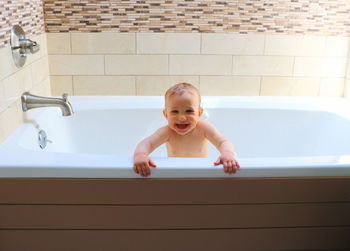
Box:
14, 102, 350, 159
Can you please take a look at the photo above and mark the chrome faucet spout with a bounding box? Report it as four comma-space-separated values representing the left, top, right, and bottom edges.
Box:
21, 92, 74, 116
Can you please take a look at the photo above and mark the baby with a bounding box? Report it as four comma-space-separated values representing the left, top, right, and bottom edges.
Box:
133, 83, 240, 177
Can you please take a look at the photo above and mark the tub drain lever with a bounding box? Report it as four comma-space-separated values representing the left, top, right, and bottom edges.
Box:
38, 130, 52, 149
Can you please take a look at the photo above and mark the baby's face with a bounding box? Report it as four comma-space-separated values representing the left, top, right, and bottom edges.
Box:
163, 91, 203, 136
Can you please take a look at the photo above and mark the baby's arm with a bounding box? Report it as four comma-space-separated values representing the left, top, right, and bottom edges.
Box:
133, 126, 169, 177
201, 121, 240, 174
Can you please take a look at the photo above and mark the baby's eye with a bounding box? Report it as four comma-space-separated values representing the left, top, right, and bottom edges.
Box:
186, 109, 194, 113
171, 110, 178, 114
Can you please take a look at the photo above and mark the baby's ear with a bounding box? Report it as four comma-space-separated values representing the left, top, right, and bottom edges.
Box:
163, 109, 168, 119
199, 107, 204, 117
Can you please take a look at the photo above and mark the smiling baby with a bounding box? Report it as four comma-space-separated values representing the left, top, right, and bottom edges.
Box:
133, 83, 240, 177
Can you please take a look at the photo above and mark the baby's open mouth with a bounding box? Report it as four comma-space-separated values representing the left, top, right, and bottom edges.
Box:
176, 123, 189, 130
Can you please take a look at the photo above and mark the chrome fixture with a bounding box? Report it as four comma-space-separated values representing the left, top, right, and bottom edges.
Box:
38, 129, 48, 149
21, 92, 74, 116
10, 25, 40, 68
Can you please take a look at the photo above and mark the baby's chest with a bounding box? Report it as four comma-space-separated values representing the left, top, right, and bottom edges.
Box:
167, 135, 208, 155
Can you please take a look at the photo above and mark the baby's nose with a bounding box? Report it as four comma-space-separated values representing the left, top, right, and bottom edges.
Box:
179, 115, 186, 121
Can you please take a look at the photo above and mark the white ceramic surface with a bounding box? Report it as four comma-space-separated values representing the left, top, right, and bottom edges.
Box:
1, 96, 350, 178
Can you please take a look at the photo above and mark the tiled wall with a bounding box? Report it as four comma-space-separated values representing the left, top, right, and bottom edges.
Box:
1, 0, 350, 144
0, 33, 50, 144
43, 0, 350, 35
0, 0, 49, 144
48, 33, 349, 97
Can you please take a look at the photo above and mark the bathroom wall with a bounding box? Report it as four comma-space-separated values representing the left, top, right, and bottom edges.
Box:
48, 33, 349, 97
1, 0, 350, 144
45, 0, 350, 97
0, 0, 50, 144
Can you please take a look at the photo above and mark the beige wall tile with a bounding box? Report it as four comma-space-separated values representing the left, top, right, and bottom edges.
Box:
0, 109, 6, 144
233, 56, 294, 76
325, 36, 350, 57
319, 78, 345, 97
344, 59, 350, 98
3, 66, 33, 103
0, 45, 18, 81
261, 77, 320, 96
202, 34, 265, 55
136, 76, 199, 95
49, 55, 104, 75
200, 76, 260, 96
170, 55, 232, 75
50, 76, 73, 96
31, 56, 50, 85
343, 78, 350, 98
265, 35, 326, 56
31, 77, 52, 97
294, 57, 347, 77
137, 33, 200, 54
0, 100, 22, 144
72, 33, 135, 54
105, 55, 168, 75
73, 76, 135, 95
40, 33, 49, 58
0, 80, 7, 113
292, 78, 321, 96
47, 33, 71, 54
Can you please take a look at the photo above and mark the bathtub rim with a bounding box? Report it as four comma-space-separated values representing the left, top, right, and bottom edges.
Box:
1, 95, 350, 178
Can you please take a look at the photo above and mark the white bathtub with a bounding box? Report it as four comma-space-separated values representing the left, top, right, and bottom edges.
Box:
1, 96, 350, 178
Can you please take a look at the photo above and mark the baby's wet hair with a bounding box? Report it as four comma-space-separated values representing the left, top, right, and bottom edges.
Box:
165, 83, 201, 107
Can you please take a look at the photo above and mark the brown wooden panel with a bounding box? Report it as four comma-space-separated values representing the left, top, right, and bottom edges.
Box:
0, 227, 349, 251
0, 177, 349, 205
0, 203, 349, 230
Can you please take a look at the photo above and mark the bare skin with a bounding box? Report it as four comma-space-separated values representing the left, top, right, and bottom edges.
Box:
133, 91, 240, 177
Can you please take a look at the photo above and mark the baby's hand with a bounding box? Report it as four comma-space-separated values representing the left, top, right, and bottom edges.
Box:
214, 152, 240, 174
133, 153, 157, 177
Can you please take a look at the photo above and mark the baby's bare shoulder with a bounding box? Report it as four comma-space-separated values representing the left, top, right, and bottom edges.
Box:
197, 120, 215, 131
155, 126, 171, 136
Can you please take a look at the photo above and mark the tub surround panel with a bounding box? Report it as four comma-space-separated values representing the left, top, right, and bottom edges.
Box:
1, 228, 349, 251
1, 203, 349, 229
0, 178, 349, 250
48, 33, 348, 97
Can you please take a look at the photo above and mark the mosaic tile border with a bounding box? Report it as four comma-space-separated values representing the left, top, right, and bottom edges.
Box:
43, 0, 350, 35
1, 0, 350, 49
0, 0, 45, 48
